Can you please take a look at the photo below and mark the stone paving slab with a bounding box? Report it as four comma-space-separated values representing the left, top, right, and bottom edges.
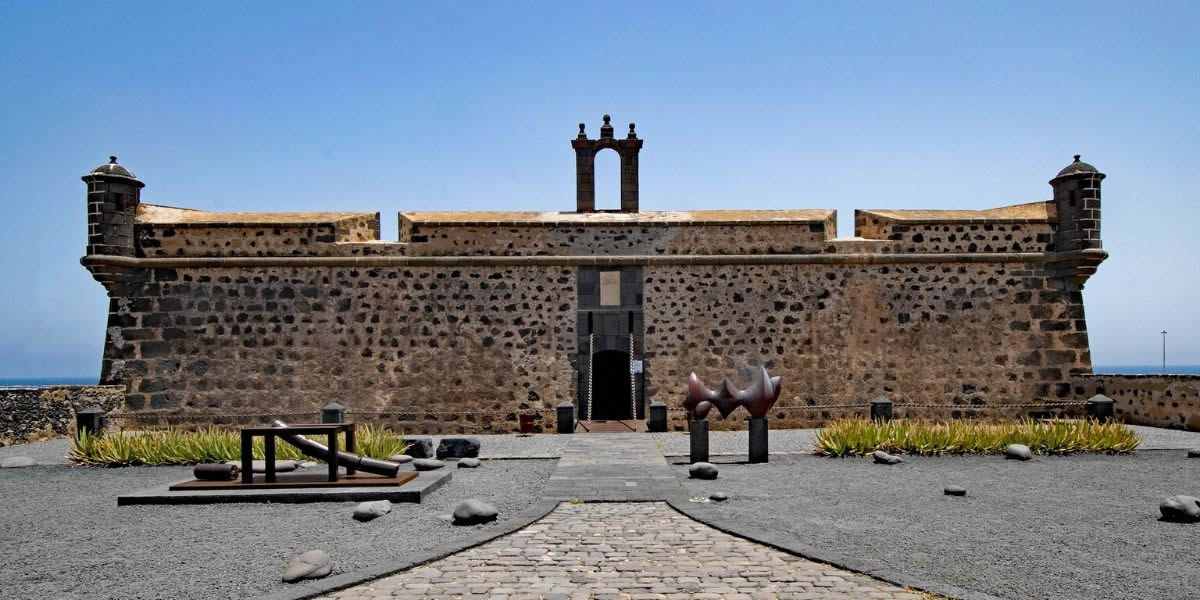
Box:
540, 434, 684, 501
317, 502, 928, 600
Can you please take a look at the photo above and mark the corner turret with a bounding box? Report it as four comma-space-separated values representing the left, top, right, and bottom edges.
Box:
83, 156, 144, 257
1051, 155, 1105, 252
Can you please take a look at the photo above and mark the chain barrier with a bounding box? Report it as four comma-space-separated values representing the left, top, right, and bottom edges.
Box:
107, 408, 552, 423
586, 332, 594, 421
108, 400, 1088, 424
665, 400, 1087, 413
629, 333, 636, 420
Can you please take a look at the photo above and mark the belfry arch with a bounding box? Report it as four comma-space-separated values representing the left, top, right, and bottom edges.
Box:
572, 114, 643, 212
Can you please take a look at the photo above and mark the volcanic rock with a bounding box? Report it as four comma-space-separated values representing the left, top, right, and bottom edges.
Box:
689, 462, 718, 480
452, 499, 498, 525
1004, 444, 1033, 461
352, 500, 392, 522
282, 550, 332, 582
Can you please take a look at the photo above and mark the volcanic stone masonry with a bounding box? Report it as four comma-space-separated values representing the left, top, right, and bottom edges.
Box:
79, 120, 1149, 433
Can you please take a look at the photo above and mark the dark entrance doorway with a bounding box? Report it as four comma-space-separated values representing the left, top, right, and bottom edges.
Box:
591, 350, 632, 420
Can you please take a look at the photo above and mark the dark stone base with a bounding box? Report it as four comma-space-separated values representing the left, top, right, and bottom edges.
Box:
689, 419, 709, 464
118, 470, 450, 505
748, 417, 768, 463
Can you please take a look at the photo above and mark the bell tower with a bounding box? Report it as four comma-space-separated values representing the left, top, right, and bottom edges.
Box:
571, 115, 643, 212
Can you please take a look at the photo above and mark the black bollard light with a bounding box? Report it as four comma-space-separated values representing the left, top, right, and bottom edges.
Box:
76, 406, 106, 438
870, 396, 893, 422
322, 402, 346, 424
557, 401, 576, 434
1086, 394, 1114, 422
647, 401, 667, 433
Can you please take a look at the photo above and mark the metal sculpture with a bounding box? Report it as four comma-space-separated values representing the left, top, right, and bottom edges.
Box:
682, 367, 784, 464
684, 367, 782, 418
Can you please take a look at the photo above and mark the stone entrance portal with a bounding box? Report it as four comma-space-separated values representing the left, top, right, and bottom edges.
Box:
577, 266, 645, 423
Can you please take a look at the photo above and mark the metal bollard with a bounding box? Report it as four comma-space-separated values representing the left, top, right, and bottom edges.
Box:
1086, 394, 1114, 422
870, 396, 893, 422
748, 416, 768, 463
689, 419, 709, 464
322, 402, 346, 424
647, 401, 667, 433
557, 401, 576, 434
76, 406, 106, 438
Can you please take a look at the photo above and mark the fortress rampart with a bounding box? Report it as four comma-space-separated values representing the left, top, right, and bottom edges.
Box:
80, 121, 1115, 432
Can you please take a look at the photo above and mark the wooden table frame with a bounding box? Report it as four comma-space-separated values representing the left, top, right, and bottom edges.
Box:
239, 423, 356, 484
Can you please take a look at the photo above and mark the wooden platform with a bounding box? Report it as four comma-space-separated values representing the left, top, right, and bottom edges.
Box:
576, 420, 646, 433
169, 471, 417, 491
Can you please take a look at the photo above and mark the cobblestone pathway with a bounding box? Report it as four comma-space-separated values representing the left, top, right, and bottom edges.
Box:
319, 502, 925, 600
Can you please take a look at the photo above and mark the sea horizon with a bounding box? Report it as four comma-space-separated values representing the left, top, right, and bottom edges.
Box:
2, 366, 1199, 387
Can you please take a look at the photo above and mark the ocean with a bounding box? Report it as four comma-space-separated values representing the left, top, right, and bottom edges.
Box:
3, 366, 1198, 387
1091, 365, 1200, 376
0, 376, 99, 387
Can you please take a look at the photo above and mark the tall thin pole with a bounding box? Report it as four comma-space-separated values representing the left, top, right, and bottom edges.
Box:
1161, 330, 1167, 375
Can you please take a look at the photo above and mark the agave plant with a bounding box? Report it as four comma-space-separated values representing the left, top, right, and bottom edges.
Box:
70, 425, 409, 467
812, 418, 1139, 457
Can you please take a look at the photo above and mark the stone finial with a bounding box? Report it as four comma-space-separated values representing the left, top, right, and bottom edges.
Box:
627, 123, 637, 139
1054, 154, 1101, 179
600, 114, 614, 138
577, 123, 586, 138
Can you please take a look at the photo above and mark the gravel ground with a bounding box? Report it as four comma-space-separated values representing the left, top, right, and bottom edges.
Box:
0, 438, 72, 464
1126, 424, 1200, 449
654, 424, 1200, 456
679, 452, 1200, 600
473, 433, 571, 458
0, 459, 556, 600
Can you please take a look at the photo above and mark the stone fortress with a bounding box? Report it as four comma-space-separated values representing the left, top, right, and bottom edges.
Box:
73, 116, 1198, 434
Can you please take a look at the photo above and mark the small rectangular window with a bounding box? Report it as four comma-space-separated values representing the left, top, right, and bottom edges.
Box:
599, 271, 621, 306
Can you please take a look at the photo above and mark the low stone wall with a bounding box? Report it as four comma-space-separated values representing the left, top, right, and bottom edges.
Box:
1075, 375, 1200, 431
0, 386, 125, 445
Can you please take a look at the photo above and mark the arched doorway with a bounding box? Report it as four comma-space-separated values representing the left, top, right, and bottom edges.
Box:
591, 350, 632, 420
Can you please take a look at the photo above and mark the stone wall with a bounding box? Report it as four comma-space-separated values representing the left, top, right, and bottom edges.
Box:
136, 209, 381, 258
855, 203, 1058, 253
0, 386, 124, 445
400, 213, 835, 257
1074, 375, 1200, 431
97, 265, 576, 434
643, 261, 1092, 431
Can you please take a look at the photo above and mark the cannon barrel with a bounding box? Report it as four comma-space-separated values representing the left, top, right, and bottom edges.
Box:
270, 420, 402, 477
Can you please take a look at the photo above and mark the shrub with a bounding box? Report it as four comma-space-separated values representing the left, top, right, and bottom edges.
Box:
812, 418, 1140, 457
69, 425, 408, 467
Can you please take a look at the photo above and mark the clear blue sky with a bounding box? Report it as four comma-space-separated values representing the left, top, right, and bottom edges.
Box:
1, 1, 1197, 377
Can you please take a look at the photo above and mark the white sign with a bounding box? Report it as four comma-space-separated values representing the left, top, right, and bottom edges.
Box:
631, 360, 643, 374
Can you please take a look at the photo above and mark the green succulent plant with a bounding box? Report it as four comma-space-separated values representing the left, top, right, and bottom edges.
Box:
70, 426, 408, 467
812, 418, 1139, 457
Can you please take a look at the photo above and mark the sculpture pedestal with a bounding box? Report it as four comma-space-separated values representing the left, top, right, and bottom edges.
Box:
689, 419, 709, 464
749, 416, 768, 463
